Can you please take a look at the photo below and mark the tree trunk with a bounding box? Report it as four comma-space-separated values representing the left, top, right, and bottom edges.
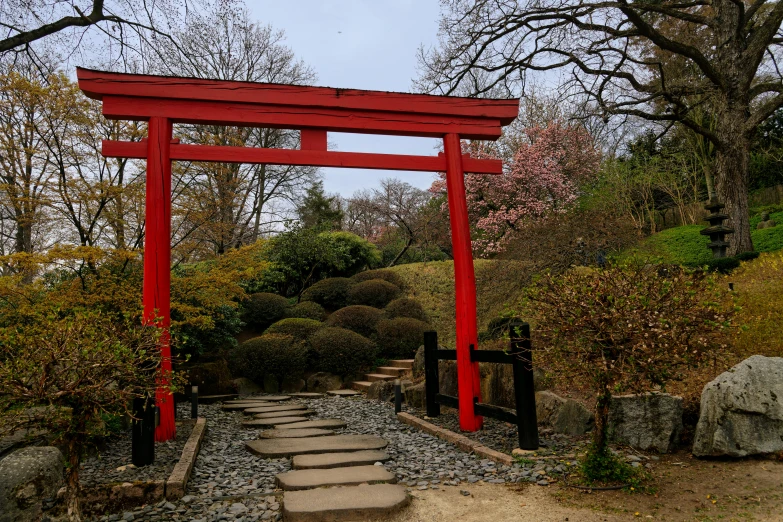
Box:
65, 434, 83, 521
592, 378, 611, 452
715, 119, 754, 255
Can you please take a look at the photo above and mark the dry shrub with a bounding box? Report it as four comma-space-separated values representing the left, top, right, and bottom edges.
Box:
351, 268, 404, 288
347, 279, 401, 308
376, 317, 430, 359
301, 277, 354, 310
309, 327, 378, 377
241, 292, 289, 330
287, 301, 327, 321
326, 305, 385, 338
384, 297, 428, 322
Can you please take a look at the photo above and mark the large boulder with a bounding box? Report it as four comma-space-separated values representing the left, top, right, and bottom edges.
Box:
187, 360, 234, 395
608, 393, 683, 453
693, 355, 783, 457
404, 382, 426, 409
413, 346, 425, 378
281, 377, 306, 393
232, 377, 262, 396
0, 447, 64, 522
552, 399, 594, 436
439, 361, 458, 397
536, 391, 567, 425
306, 372, 343, 393
367, 381, 395, 402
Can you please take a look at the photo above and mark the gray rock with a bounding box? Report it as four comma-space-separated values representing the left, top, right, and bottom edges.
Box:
403, 382, 426, 409
535, 391, 567, 425
608, 393, 683, 453
367, 381, 395, 402
281, 377, 306, 393
0, 446, 64, 522
306, 372, 343, 393
233, 377, 262, 396
693, 355, 783, 457
552, 399, 593, 436
439, 361, 458, 397
413, 346, 425, 378
263, 374, 280, 394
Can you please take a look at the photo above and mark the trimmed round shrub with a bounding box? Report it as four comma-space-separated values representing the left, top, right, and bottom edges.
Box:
384, 297, 428, 323
347, 279, 400, 308
376, 317, 430, 359
309, 327, 378, 377
241, 292, 289, 330
229, 334, 307, 389
351, 268, 403, 288
301, 277, 354, 310
265, 318, 324, 342
326, 305, 385, 338
287, 301, 327, 321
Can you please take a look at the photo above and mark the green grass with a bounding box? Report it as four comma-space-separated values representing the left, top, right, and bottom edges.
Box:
620, 210, 783, 266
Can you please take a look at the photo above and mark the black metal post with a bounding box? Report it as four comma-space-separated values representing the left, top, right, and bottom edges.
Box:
394, 380, 402, 414
423, 330, 440, 417
510, 321, 539, 450
132, 397, 155, 466
191, 385, 199, 419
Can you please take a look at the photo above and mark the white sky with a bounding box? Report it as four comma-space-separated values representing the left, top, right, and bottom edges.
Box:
247, 0, 443, 197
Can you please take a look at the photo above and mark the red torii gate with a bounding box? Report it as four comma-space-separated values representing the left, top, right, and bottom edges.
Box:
76, 68, 519, 441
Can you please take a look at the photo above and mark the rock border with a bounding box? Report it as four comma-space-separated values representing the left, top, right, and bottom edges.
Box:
81, 417, 207, 514
396, 412, 513, 467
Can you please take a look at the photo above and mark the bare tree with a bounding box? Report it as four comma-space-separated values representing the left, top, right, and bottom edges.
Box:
419, 0, 783, 255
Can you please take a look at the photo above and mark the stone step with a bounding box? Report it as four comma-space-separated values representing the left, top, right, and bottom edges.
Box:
252, 410, 316, 419
244, 404, 306, 414
259, 428, 334, 439
376, 366, 406, 377
326, 389, 360, 397
246, 435, 387, 458
226, 395, 290, 402
197, 394, 238, 404
276, 465, 396, 491
282, 484, 409, 522
242, 417, 309, 427
277, 419, 347, 430
389, 359, 414, 369
365, 373, 396, 383
290, 392, 325, 398
221, 402, 272, 411
351, 381, 372, 392
292, 450, 390, 470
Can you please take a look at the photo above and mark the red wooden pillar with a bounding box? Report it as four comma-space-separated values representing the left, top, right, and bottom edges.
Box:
144, 116, 176, 442
443, 133, 483, 431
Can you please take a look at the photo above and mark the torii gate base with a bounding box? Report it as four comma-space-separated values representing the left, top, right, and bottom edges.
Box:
77, 68, 519, 440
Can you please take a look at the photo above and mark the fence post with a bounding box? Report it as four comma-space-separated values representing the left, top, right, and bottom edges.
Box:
191, 385, 199, 419
132, 396, 156, 466
394, 379, 402, 414
423, 330, 441, 417
510, 321, 539, 450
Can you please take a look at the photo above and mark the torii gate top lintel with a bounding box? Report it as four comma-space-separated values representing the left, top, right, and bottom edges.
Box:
75, 67, 519, 442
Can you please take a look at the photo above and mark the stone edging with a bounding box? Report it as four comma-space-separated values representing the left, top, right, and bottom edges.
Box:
81, 417, 207, 514
396, 412, 513, 467
166, 416, 207, 499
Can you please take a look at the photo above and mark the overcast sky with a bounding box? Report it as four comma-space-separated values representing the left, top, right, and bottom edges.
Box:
248, 0, 443, 198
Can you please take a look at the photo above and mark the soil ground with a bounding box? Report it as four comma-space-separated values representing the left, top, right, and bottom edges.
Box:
378, 452, 783, 522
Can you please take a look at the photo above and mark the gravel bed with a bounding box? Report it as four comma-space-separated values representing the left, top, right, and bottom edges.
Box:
81, 420, 194, 487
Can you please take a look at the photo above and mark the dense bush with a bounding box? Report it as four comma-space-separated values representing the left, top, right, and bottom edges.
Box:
376, 317, 430, 358
287, 301, 327, 321
309, 327, 378, 377
265, 318, 324, 342
301, 277, 354, 310
347, 279, 401, 308
326, 305, 385, 338
241, 292, 289, 330
351, 268, 404, 288
384, 297, 428, 322
230, 334, 308, 389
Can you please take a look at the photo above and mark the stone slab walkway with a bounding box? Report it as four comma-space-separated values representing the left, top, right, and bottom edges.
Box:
275, 465, 397, 490
244, 404, 306, 414
259, 428, 334, 439
242, 416, 309, 427
292, 450, 390, 470
252, 409, 316, 419
275, 419, 347, 430
245, 434, 387, 458
283, 483, 410, 522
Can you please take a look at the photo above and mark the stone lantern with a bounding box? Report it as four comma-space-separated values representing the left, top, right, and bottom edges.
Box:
700, 197, 734, 258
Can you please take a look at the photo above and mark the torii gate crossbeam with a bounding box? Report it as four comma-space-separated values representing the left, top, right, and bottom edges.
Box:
76, 68, 520, 441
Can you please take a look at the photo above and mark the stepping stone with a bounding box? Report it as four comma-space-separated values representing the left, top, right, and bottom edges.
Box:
283, 483, 409, 522
253, 410, 316, 419
327, 389, 359, 396
259, 428, 334, 439
276, 465, 396, 491
290, 392, 324, 398
292, 450, 390, 470
253, 395, 291, 402
242, 417, 309, 427
246, 435, 387, 458
222, 402, 271, 410
198, 394, 238, 403
277, 419, 347, 430
245, 404, 306, 414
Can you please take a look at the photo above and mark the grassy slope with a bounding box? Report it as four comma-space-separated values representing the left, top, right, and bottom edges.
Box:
623, 210, 783, 265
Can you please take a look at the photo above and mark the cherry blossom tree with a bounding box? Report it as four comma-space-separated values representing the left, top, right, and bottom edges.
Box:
432, 121, 600, 255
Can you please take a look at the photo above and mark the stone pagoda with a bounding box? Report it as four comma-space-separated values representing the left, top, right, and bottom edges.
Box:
700, 197, 734, 258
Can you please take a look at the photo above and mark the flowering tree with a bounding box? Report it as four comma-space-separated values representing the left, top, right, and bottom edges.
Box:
433, 121, 600, 255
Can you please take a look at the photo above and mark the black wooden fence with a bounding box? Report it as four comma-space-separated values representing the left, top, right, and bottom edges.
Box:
423, 320, 539, 450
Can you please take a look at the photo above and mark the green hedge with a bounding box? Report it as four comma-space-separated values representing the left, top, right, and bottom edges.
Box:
384, 298, 428, 322
265, 318, 324, 342
347, 279, 400, 308
351, 268, 404, 288
241, 292, 289, 330
376, 317, 429, 359
301, 277, 354, 310
326, 305, 385, 338
309, 327, 378, 377
229, 334, 308, 389
287, 301, 327, 321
